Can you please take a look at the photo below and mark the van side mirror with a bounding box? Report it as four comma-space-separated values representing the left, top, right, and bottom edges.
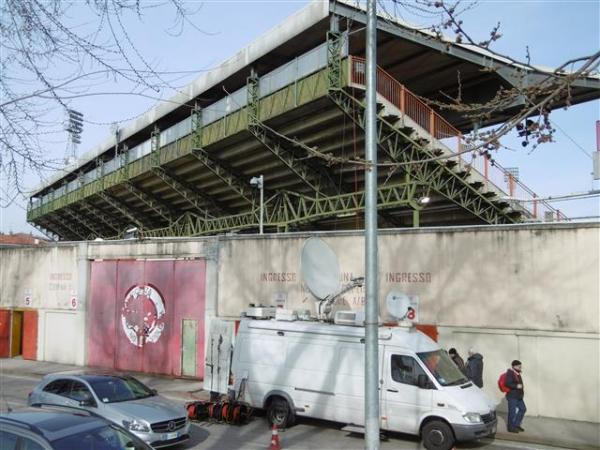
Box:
417, 374, 434, 390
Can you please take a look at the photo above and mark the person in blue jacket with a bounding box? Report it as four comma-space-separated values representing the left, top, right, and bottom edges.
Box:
505, 360, 526, 433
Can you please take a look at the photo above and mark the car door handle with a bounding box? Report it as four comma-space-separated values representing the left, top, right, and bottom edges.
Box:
387, 388, 398, 393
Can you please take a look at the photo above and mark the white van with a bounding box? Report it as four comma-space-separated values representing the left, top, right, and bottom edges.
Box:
231, 318, 497, 450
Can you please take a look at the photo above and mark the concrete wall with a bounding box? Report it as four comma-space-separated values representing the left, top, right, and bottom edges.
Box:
437, 326, 599, 423
0, 244, 85, 364
216, 224, 599, 333
215, 224, 599, 423
1, 223, 598, 422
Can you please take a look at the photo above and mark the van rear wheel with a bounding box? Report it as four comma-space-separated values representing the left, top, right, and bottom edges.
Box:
422, 420, 454, 450
266, 397, 295, 429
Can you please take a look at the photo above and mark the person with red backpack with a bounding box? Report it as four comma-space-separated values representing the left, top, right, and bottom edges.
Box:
504, 360, 526, 433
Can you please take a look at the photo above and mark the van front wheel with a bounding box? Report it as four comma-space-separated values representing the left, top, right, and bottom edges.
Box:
266, 397, 295, 429
422, 420, 454, 450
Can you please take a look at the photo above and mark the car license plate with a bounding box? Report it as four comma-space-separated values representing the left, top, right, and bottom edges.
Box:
162, 432, 178, 440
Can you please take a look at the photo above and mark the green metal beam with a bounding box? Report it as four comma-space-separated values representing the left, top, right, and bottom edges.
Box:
44, 214, 87, 240
28, 67, 333, 224
32, 223, 58, 241
35, 217, 67, 240
327, 30, 343, 91
190, 149, 256, 205
248, 124, 336, 194
79, 201, 122, 234
123, 182, 173, 222
60, 207, 105, 238
142, 181, 415, 238
328, 87, 516, 225
151, 167, 226, 217
97, 192, 146, 229
247, 73, 331, 194
189, 101, 256, 205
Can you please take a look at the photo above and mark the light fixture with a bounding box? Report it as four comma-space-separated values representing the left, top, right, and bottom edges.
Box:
123, 227, 138, 240
419, 196, 430, 204
250, 175, 264, 234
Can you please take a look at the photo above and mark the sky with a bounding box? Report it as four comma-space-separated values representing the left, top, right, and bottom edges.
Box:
1, 0, 598, 234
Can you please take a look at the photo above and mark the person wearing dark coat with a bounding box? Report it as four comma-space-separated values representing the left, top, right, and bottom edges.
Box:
465, 348, 484, 387
448, 348, 466, 375
505, 360, 526, 433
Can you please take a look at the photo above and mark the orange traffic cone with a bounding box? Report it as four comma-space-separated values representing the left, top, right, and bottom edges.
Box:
269, 423, 281, 450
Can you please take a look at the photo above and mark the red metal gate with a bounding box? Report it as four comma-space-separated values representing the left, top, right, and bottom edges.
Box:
87, 259, 206, 378
0, 309, 10, 358
22, 310, 38, 360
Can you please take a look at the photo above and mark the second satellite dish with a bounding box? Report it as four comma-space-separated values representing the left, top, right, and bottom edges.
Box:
386, 290, 412, 320
300, 237, 341, 301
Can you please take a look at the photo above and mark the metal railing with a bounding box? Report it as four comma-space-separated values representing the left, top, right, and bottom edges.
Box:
349, 55, 566, 222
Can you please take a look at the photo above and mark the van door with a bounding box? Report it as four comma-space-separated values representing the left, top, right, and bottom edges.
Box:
382, 348, 434, 434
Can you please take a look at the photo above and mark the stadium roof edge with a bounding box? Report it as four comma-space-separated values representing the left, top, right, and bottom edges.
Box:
32, 0, 329, 196
32, 0, 599, 196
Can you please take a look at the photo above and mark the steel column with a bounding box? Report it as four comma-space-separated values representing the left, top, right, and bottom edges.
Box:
364, 1, 380, 448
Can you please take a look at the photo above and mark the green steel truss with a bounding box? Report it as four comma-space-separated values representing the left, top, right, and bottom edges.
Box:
35, 220, 62, 240
79, 201, 122, 234
327, 31, 343, 91
28, 65, 331, 235
191, 147, 256, 205
97, 192, 146, 229
28, 47, 517, 239
150, 167, 224, 217
123, 182, 173, 222
248, 124, 328, 193
32, 223, 58, 241
247, 73, 343, 196
328, 89, 517, 225
189, 111, 256, 206
44, 213, 86, 240
61, 207, 106, 238
142, 181, 416, 238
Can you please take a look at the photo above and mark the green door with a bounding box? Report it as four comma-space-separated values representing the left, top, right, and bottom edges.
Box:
181, 319, 197, 377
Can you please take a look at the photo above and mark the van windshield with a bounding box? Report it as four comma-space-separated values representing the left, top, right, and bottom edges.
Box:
417, 350, 469, 387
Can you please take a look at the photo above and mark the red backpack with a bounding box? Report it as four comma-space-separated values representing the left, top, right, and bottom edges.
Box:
498, 371, 511, 393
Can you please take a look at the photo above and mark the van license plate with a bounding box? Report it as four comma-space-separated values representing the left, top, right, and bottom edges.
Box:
162, 432, 178, 440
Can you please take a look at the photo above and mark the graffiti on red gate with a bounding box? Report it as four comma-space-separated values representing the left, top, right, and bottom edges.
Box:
120, 285, 166, 348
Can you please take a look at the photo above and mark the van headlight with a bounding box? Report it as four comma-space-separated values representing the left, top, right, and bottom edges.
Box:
463, 412, 482, 424
122, 419, 150, 432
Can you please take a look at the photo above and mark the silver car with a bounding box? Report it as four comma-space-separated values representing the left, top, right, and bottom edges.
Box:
28, 374, 190, 448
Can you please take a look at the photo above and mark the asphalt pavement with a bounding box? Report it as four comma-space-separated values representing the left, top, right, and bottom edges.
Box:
1, 358, 598, 450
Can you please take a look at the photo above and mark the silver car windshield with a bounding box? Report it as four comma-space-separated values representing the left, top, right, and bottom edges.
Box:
417, 350, 469, 387
88, 378, 155, 404
52, 423, 149, 450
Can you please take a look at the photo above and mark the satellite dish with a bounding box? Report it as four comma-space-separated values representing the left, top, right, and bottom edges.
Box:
386, 290, 412, 319
301, 237, 341, 301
